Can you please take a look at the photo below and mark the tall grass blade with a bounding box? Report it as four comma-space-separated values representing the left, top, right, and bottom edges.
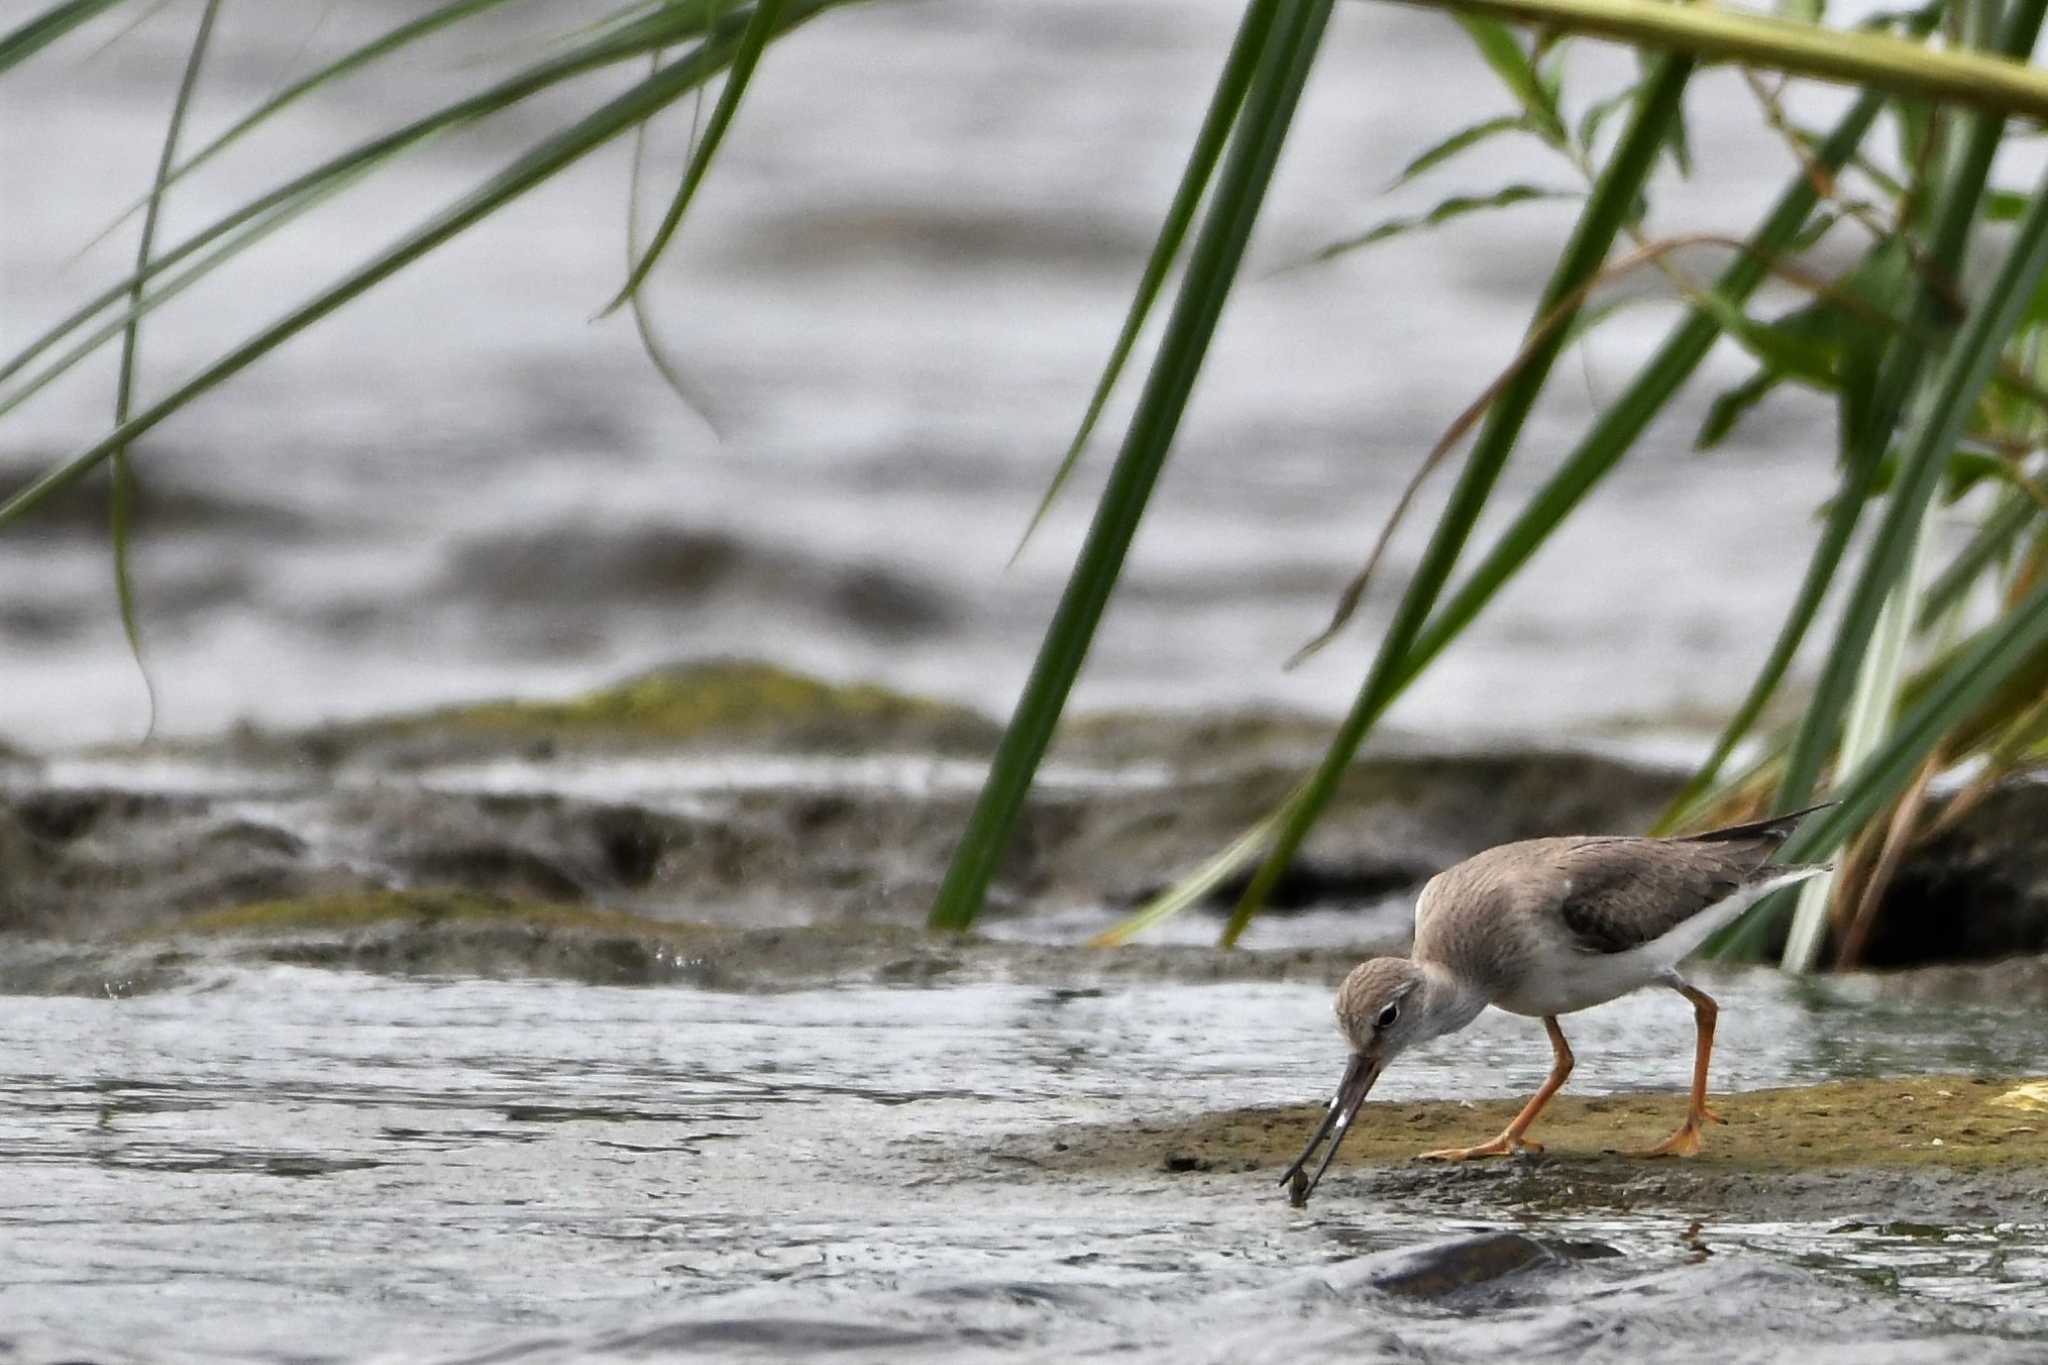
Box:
82, 0, 537, 253
1658, 246, 1901, 828
1780, 490, 1933, 970
1013, 0, 1280, 558
110, 0, 219, 737
1214, 55, 1694, 947
624, 47, 722, 435
927, 0, 1338, 933
0, 1, 778, 411
1393, 0, 2048, 120
1102, 71, 1898, 948
1453, 16, 1566, 144
0, 0, 124, 75
0, 11, 835, 530
1720, 152, 2048, 958
1387, 112, 1537, 189
1919, 486, 2036, 626
1771, 569, 2048, 871
1088, 789, 1305, 947
600, 0, 784, 315
1312, 184, 1580, 261
1772, 0, 2048, 817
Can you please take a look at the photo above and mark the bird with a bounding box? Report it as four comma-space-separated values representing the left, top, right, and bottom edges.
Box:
1279, 803, 1833, 1204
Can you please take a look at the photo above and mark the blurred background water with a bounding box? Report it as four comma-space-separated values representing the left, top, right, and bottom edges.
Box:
0, 0, 1915, 751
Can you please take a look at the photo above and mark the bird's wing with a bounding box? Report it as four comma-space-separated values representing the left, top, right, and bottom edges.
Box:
1550, 838, 1760, 956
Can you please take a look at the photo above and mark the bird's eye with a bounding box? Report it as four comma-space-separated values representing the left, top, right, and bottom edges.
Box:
1375, 1003, 1399, 1030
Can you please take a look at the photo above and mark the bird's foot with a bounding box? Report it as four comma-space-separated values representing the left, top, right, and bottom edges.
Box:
1418, 1133, 1542, 1162
1630, 1111, 1717, 1159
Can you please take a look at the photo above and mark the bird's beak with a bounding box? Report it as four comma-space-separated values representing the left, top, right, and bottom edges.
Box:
1279, 1051, 1380, 1206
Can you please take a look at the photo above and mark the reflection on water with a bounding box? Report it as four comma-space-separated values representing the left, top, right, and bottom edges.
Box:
1, 967, 2043, 1362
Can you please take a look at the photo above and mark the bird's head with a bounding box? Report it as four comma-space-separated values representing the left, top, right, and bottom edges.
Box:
1280, 957, 1461, 1205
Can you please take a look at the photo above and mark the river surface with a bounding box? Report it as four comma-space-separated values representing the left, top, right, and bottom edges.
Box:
0, 0, 1958, 751
7, 7, 2047, 1363
3, 961, 2046, 1363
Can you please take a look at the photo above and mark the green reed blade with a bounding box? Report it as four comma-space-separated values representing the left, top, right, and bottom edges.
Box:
0, 0, 125, 75
1773, 568, 2048, 868
1398, 0, 2048, 119
1454, 16, 1567, 145
1100, 55, 1904, 948
928, 0, 1338, 933
1717, 151, 2048, 959
0, 1, 774, 409
1918, 487, 2037, 627
0, 8, 837, 531
1215, 53, 1695, 948
600, 0, 783, 314
1311, 183, 1580, 261
1773, 0, 2048, 818
110, 0, 219, 737
1388, 113, 1540, 190
79, 0, 538, 254
1013, 0, 1281, 559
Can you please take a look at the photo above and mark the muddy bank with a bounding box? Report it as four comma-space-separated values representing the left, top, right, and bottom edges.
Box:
1029, 1074, 2048, 1221
5, 661, 2046, 981
0, 890, 1391, 995
1, 661, 1684, 938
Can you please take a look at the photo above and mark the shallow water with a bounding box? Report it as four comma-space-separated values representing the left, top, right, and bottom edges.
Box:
3, 965, 2045, 1363
0, 0, 1947, 751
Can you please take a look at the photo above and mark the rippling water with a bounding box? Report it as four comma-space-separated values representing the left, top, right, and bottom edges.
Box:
0, 0, 1926, 750
7, 10, 2042, 1362
2, 966, 2045, 1363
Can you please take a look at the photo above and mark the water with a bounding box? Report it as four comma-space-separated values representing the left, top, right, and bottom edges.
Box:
2, 966, 2044, 1362
0, 0, 1956, 751
7, 8, 2046, 1361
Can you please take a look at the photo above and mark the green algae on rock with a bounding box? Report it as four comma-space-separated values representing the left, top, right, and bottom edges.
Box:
319, 659, 999, 758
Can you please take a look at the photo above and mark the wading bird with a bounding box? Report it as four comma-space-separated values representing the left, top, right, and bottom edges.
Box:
1281, 804, 1831, 1204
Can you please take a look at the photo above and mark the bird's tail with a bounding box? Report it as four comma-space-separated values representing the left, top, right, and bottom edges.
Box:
1681, 800, 1836, 846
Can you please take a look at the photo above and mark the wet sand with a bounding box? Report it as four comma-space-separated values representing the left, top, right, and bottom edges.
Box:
1031, 1075, 2048, 1220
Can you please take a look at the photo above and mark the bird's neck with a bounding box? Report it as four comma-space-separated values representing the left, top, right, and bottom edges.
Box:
1415, 960, 1489, 1039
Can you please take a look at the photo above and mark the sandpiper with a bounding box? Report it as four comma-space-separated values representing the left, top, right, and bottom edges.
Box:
1281, 804, 1831, 1204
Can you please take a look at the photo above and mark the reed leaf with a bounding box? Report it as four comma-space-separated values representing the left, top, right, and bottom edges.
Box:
1773, 0, 2048, 817
600, 0, 784, 314
1387, 112, 1538, 189
1105, 58, 1895, 948
1918, 486, 2036, 625
0, 2, 785, 413
927, 0, 1338, 932
1014, 0, 1281, 557
83, 0, 539, 251
0, 12, 837, 531
0, 0, 124, 75
110, 0, 219, 738
1454, 17, 1567, 144
1312, 183, 1580, 261
1772, 568, 2048, 869
1719, 150, 2048, 958
1215, 54, 1696, 947
1400, 0, 2048, 119
1088, 790, 1305, 947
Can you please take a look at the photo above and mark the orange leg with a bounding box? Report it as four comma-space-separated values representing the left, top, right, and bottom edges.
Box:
1632, 984, 1726, 1157
1421, 1016, 1572, 1161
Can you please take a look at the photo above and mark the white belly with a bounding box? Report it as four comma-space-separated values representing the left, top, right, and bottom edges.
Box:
1487, 865, 1827, 1018
1490, 942, 1667, 1017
